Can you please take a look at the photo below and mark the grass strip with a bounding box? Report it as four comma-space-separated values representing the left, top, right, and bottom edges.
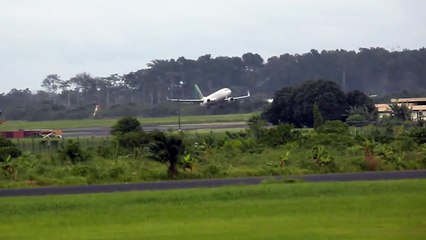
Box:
0, 179, 424, 240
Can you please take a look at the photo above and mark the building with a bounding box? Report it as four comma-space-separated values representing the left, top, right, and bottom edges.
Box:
375, 98, 426, 120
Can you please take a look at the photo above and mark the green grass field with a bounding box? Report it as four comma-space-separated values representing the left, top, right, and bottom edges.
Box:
0, 113, 253, 131
0, 179, 425, 240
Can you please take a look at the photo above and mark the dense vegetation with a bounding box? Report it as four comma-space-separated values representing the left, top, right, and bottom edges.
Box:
0, 115, 425, 188
261, 80, 376, 127
1, 48, 425, 120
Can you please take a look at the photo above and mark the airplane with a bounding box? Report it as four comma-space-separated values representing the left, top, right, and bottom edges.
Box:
168, 84, 250, 107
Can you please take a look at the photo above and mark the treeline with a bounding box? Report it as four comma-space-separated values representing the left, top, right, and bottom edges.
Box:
1, 47, 426, 120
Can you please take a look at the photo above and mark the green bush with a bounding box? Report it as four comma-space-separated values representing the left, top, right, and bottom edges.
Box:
240, 138, 263, 154
195, 132, 226, 149
202, 164, 221, 178
111, 116, 142, 136
307, 133, 356, 149
316, 120, 349, 135
58, 140, 92, 163
347, 114, 367, 122
222, 139, 243, 157
116, 131, 150, 152
260, 123, 300, 147
97, 140, 117, 159
409, 127, 426, 145
0, 136, 22, 162
246, 114, 268, 139
304, 120, 355, 149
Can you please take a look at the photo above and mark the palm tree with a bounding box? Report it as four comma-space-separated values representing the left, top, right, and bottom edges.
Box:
389, 102, 412, 121
148, 131, 184, 178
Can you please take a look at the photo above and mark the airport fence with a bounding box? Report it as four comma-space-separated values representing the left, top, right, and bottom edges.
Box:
13, 136, 113, 154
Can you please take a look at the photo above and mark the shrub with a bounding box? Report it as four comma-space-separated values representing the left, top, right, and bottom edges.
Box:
116, 131, 150, 152
307, 132, 356, 149
361, 139, 380, 171
392, 135, 416, 152
97, 140, 117, 159
225, 130, 248, 139
222, 139, 243, 157
202, 164, 220, 178
247, 114, 268, 139
316, 120, 349, 135
0, 136, 22, 162
259, 123, 300, 147
111, 116, 142, 136
347, 114, 367, 122
58, 140, 91, 163
311, 145, 334, 166
195, 132, 226, 149
180, 154, 194, 172
240, 138, 263, 154
409, 127, 426, 145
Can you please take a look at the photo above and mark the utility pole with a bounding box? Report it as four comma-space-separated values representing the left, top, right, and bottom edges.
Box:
177, 81, 183, 132
177, 96, 181, 132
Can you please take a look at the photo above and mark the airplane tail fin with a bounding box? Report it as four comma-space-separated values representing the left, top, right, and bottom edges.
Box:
194, 84, 204, 98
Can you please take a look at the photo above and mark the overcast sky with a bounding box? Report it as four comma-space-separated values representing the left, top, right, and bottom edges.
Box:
0, 0, 425, 94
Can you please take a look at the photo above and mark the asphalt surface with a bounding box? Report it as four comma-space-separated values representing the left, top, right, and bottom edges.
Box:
62, 122, 248, 137
1, 170, 425, 197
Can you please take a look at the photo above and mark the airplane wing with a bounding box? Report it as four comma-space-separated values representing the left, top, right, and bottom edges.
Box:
167, 98, 204, 103
231, 90, 250, 100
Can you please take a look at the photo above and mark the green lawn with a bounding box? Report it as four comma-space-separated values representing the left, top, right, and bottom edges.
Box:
0, 113, 253, 131
0, 179, 425, 240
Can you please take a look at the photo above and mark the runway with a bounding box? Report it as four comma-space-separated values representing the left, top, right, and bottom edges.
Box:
1, 170, 425, 197
62, 122, 248, 137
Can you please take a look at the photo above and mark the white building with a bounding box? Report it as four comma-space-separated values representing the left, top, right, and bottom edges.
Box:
375, 98, 426, 121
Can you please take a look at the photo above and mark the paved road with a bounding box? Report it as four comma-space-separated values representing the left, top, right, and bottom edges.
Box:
62, 122, 248, 137
1, 170, 425, 197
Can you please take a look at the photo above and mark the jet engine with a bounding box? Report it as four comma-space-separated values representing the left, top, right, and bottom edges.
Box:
201, 99, 211, 106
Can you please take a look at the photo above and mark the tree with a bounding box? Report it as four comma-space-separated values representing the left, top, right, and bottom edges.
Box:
292, 80, 348, 127
242, 52, 264, 70
389, 102, 412, 121
41, 74, 62, 104
69, 72, 97, 105
261, 87, 294, 125
262, 80, 348, 127
148, 131, 184, 178
99, 74, 124, 110
59, 80, 71, 107
347, 90, 375, 113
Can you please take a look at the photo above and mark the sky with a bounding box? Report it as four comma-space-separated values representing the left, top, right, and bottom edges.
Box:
0, 0, 425, 94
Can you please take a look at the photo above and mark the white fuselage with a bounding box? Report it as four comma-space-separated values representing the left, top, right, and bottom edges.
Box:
200, 88, 232, 106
